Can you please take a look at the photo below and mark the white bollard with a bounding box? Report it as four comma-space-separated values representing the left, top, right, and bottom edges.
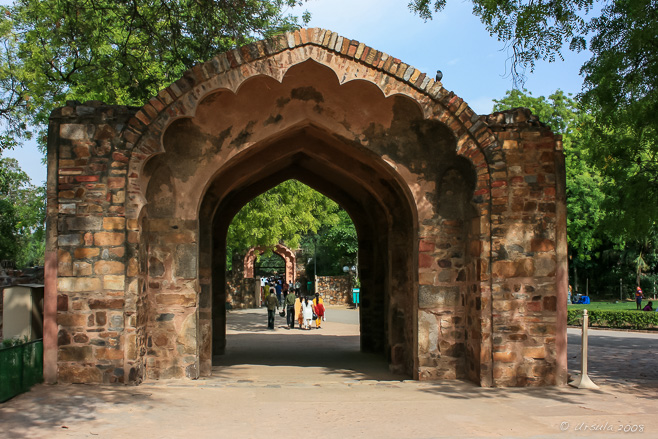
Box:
570, 309, 599, 389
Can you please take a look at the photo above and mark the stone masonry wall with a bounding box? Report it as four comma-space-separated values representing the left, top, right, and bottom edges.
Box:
45, 29, 566, 387
50, 101, 138, 384
316, 276, 352, 305
487, 109, 562, 386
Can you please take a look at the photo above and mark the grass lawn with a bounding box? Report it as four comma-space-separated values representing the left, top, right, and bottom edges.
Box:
568, 299, 656, 312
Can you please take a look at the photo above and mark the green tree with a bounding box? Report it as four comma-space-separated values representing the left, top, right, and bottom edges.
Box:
301, 209, 358, 276
0, 0, 309, 151
0, 153, 45, 266
410, 0, 658, 238
579, 0, 658, 240
227, 179, 341, 258
409, 0, 594, 81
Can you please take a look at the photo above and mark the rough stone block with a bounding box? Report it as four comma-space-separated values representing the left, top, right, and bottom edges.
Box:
60, 124, 89, 140
58, 234, 82, 246
97, 347, 124, 361
58, 346, 93, 362
74, 247, 100, 258
94, 232, 125, 246
72, 261, 92, 276
94, 260, 125, 275
89, 298, 125, 310
174, 245, 197, 279
418, 285, 460, 308
103, 217, 126, 230
58, 313, 88, 327
66, 216, 103, 231
58, 365, 103, 384
57, 277, 102, 292
103, 275, 125, 290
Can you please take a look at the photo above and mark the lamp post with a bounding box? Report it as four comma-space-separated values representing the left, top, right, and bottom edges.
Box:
343, 265, 358, 308
313, 236, 317, 294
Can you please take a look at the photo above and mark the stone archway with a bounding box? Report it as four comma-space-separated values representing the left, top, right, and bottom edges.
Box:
244, 244, 296, 284
45, 28, 568, 387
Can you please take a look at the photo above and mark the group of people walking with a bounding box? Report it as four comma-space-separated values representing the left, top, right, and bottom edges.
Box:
266, 289, 325, 330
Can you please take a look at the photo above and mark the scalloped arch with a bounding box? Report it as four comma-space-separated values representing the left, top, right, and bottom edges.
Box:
124, 28, 501, 221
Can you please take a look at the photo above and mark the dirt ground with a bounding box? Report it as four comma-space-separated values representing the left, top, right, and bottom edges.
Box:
1, 307, 656, 439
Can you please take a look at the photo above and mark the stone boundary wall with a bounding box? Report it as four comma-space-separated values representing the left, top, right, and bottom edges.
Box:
227, 278, 260, 309
316, 275, 352, 305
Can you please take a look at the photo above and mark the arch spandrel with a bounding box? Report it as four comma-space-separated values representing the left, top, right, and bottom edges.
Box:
125, 28, 497, 223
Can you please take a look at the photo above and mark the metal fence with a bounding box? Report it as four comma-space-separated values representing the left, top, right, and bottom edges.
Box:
0, 339, 43, 402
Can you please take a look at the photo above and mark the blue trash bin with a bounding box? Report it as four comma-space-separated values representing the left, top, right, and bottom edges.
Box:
352, 288, 360, 307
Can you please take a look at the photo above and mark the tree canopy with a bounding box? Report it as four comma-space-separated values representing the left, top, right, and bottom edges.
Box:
227, 180, 358, 276
411, 0, 658, 239
0, 0, 309, 151
0, 152, 45, 266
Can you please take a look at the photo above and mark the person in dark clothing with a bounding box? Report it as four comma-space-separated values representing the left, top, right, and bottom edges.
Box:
266, 291, 279, 329
285, 288, 297, 328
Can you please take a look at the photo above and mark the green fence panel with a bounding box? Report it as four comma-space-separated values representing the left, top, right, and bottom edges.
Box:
0, 340, 43, 403
22, 341, 44, 391
0, 345, 23, 402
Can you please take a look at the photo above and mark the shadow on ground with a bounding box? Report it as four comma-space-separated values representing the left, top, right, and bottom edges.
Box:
567, 330, 658, 399
0, 384, 160, 438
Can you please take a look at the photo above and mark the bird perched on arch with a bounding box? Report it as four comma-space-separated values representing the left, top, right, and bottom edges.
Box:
435, 70, 443, 82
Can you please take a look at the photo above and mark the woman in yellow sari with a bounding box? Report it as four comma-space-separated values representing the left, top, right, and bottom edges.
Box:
294, 293, 303, 328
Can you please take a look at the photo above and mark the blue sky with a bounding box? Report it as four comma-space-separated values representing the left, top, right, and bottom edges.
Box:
4, 0, 594, 185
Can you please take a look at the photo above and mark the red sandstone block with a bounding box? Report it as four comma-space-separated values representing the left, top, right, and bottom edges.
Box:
57, 294, 68, 312
419, 240, 435, 252
74, 247, 100, 259
418, 253, 434, 268
89, 298, 125, 310
108, 177, 125, 189
74, 175, 99, 182
112, 152, 129, 163
530, 238, 555, 252
493, 351, 516, 363
135, 110, 151, 126
527, 301, 542, 312
96, 348, 124, 361
347, 42, 357, 57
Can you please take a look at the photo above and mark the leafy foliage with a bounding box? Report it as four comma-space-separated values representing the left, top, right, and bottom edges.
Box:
409, 0, 594, 82
410, 0, 658, 241
0, 153, 45, 266
300, 209, 359, 276
0, 0, 309, 151
227, 180, 358, 277
579, 0, 658, 240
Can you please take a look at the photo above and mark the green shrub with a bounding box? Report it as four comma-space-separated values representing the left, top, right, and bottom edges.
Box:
568, 310, 658, 330
0, 336, 29, 349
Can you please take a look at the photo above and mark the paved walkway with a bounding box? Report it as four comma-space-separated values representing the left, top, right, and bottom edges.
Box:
1, 307, 656, 438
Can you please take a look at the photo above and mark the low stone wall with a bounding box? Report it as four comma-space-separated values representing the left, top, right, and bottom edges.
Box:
227, 278, 260, 309
316, 275, 352, 305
